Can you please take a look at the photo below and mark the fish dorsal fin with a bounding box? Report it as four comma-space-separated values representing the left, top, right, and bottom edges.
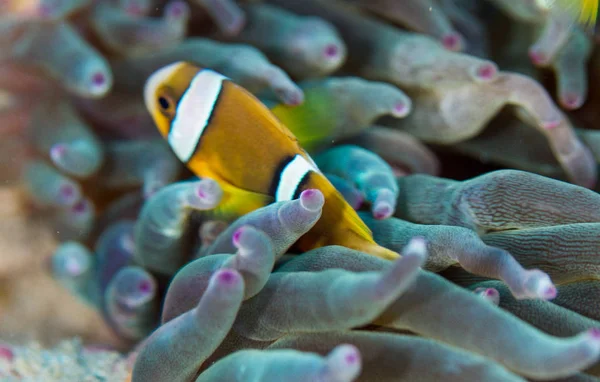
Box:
230, 81, 307, 151
270, 87, 337, 152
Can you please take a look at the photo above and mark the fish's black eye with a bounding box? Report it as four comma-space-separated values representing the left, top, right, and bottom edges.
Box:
158, 96, 170, 110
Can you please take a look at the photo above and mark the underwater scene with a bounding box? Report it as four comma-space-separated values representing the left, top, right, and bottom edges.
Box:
2, 0, 600, 381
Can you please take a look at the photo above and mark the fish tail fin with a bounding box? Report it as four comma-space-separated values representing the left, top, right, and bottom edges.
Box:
310, 173, 373, 238
305, 173, 400, 260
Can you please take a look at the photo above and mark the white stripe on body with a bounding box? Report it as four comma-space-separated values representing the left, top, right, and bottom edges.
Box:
305, 152, 323, 174
276, 154, 319, 201
169, 69, 228, 163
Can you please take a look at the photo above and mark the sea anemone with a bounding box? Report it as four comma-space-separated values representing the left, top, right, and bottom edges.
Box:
1, 0, 600, 381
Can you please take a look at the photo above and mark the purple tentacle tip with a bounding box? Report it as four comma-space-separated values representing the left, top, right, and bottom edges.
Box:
88, 70, 111, 96
527, 48, 549, 66
345, 351, 359, 365
542, 285, 557, 300
590, 328, 600, 339
92, 72, 106, 87
476, 63, 497, 81
196, 179, 221, 203
64, 256, 84, 276
50, 143, 67, 161
520, 269, 557, 300
528, 48, 547, 66
72, 200, 88, 214
328, 344, 362, 380
216, 269, 240, 286
232, 227, 243, 246
138, 279, 153, 294
442, 33, 462, 51
373, 202, 392, 220
300, 188, 325, 212
59, 184, 77, 205
542, 119, 561, 130
562, 93, 583, 110
0, 344, 14, 362
372, 188, 396, 219
473, 287, 500, 305
167, 1, 187, 18
60, 184, 75, 198
324, 44, 339, 59
282, 89, 304, 106
484, 288, 500, 304
393, 102, 407, 116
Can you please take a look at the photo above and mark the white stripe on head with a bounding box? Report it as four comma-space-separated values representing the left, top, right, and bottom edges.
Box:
276, 155, 318, 202
169, 69, 228, 163
144, 61, 186, 113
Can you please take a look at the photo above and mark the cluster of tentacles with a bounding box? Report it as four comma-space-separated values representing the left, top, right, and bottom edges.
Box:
1, 0, 600, 381
39, 170, 600, 381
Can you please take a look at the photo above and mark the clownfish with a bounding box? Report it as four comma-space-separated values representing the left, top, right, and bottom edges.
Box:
540, 0, 598, 28
143, 61, 398, 260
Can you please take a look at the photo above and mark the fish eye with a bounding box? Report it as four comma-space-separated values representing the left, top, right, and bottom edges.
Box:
156, 93, 176, 118
158, 96, 171, 110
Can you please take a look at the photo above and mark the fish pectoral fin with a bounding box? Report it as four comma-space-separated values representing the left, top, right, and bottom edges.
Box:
206, 182, 274, 222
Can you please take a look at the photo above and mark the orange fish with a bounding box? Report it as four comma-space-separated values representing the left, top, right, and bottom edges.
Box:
144, 61, 398, 260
